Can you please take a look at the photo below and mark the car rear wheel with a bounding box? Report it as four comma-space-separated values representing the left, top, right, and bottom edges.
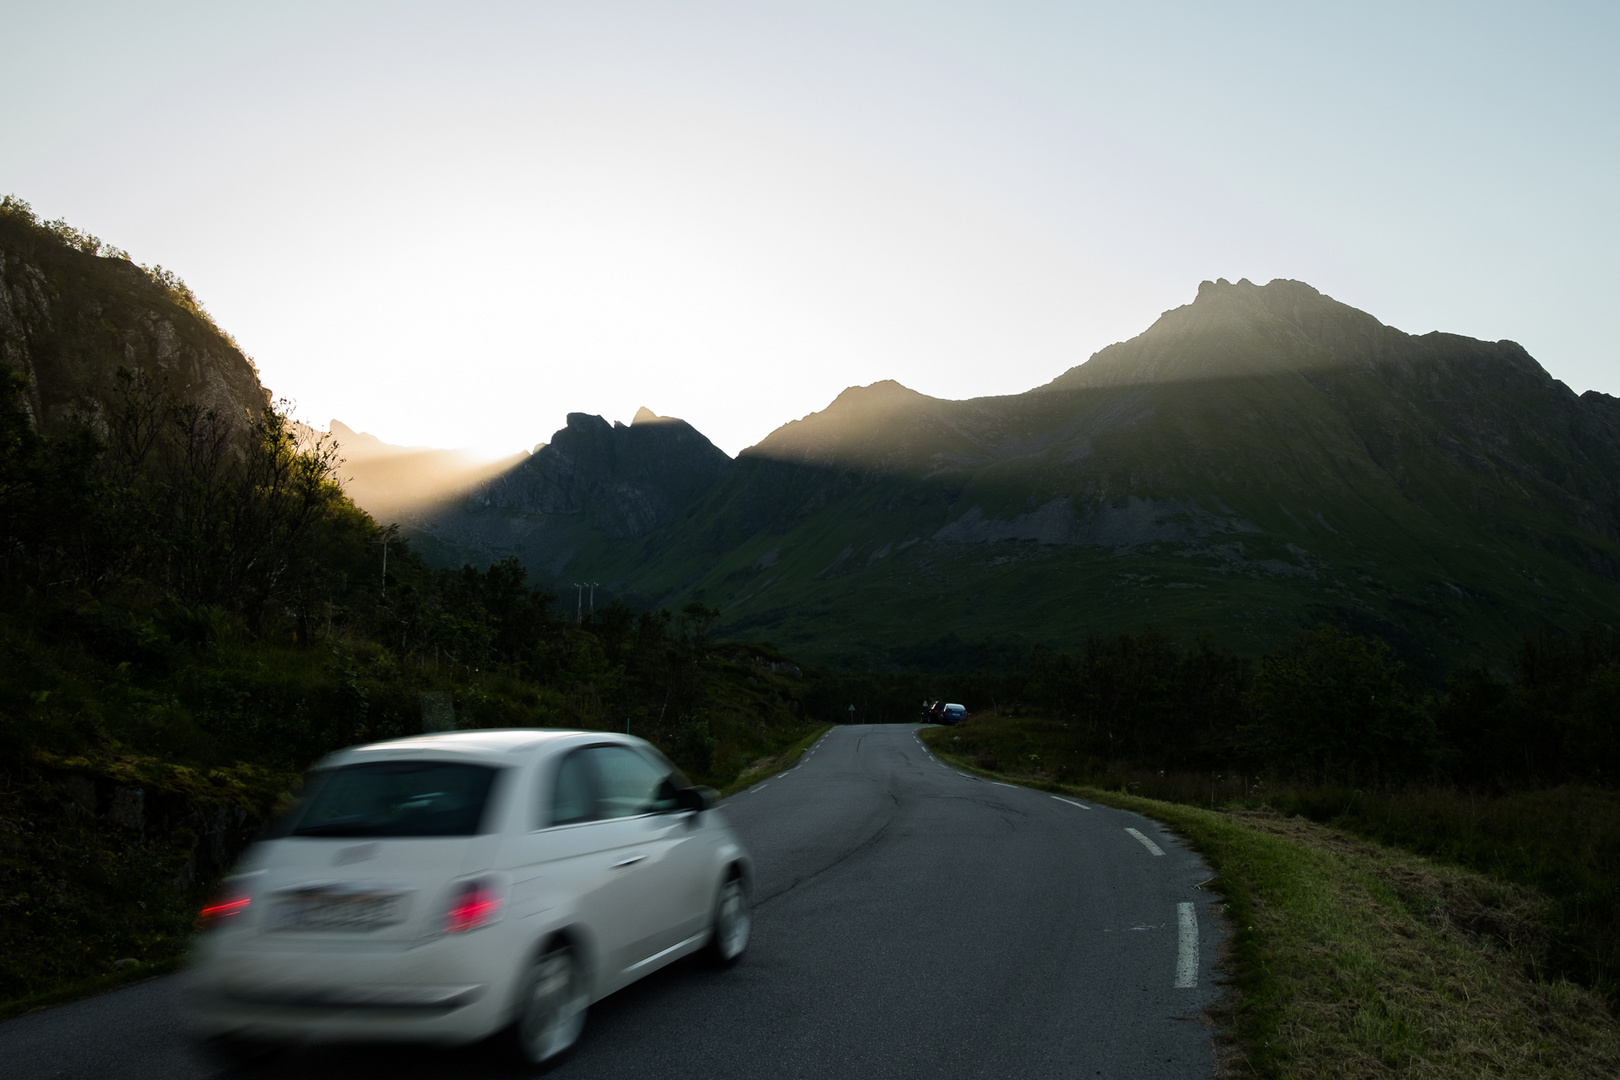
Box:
705, 873, 750, 967
512, 942, 588, 1068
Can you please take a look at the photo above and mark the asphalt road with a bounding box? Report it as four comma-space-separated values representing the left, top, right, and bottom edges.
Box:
1, 724, 1222, 1079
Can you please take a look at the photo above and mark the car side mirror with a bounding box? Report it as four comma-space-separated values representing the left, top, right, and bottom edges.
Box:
674, 786, 716, 813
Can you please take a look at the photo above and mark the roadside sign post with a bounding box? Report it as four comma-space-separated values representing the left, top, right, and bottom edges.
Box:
847, 704, 855, 723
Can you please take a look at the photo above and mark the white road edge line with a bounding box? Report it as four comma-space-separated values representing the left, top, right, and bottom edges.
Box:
1175, 902, 1198, 988
1051, 796, 1092, 810
1125, 827, 1165, 856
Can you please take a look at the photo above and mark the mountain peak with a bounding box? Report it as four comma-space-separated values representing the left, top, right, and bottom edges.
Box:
842, 378, 920, 397
327, 419, 388, 457
748, 380, 942, 465
463, 408, 732, 542
1043, 278, 1392, 391
1187, 277, 1344, 323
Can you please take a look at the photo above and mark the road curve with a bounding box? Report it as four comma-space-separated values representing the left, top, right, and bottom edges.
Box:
0, 724, 1222, 1079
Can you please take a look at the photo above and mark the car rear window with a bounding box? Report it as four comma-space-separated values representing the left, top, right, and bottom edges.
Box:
285, 760, 502, 838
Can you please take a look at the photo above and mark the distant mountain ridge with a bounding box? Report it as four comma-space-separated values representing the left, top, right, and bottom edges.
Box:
399, 277, 1620, 670
15, 203, 1610, 672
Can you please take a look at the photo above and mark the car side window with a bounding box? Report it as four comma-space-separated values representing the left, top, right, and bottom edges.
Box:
638, 745, 691, 791
585, 745, 679, 818
547, 750, 599, 827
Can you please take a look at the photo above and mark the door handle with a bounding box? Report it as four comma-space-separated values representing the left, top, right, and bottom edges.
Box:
611, 855, 645, 870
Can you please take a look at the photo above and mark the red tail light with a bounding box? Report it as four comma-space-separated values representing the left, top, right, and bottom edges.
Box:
444, 880, 503, 934
198, 891, 251, 931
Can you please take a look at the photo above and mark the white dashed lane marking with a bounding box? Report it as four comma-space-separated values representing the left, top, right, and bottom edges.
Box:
1175, 902, 1199, 988
911, 735, 1199, 988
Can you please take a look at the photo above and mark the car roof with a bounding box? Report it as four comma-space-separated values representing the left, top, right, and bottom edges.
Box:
316, 728, 628, 769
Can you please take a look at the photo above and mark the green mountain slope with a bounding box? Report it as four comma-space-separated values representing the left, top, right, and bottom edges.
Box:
443, 278, 1620, 671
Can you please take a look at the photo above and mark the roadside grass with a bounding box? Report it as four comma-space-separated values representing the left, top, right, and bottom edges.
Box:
922, 725, 1620, 1079
720, 724, 832, 797
1264, 785, 1620, 1004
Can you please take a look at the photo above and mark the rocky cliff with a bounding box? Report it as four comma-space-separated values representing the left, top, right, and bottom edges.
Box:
361, 407, 736, 573
464, 408, 733, 540
0, 197, 268, 433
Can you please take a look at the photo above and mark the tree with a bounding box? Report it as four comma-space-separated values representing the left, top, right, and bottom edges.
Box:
1243, 626, 1437, 783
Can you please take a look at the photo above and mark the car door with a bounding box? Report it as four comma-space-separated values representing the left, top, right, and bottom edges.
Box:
502, 748, 649, 991
581, 745, 713, 971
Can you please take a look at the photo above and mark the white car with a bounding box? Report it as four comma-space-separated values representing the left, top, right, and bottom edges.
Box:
184, 729, 752, 1068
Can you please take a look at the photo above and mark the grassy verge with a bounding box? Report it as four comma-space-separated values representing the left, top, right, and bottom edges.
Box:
922, 728, 1620, 1079
720, 725, 833, 797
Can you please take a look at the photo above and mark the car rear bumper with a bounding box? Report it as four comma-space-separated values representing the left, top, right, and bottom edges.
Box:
184, 978, 508, 1046
183, 934, 519, 1046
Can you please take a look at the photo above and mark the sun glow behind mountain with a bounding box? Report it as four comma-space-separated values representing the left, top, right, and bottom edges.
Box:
140, 23, 1320, 460
326, 421, 527, 520
4, 3, 1616, 458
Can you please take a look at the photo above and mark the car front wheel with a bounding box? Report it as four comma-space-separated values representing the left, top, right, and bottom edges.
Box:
512, 942, 588, 1068
705, 874, 750, 967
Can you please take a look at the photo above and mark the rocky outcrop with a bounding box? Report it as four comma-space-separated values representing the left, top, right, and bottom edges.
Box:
52, 764, 266, 890
931, 496, 1257, 550
0, 204, 269, 434
465, 408, 733, 540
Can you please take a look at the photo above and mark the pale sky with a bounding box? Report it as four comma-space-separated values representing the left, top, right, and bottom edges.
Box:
3, 1, 1615, 457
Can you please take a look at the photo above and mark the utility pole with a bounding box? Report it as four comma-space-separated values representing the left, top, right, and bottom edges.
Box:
587, 582, 599, 616
572, 583, 583, 623
370, 525, 397, 598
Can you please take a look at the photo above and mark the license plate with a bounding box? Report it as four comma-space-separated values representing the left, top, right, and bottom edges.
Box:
273, 890, 404, 932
